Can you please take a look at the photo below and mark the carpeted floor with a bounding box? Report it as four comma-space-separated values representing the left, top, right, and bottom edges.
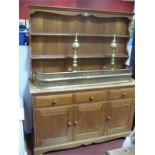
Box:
26, 134, 124, 155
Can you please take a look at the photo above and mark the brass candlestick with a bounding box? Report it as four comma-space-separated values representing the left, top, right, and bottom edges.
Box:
110, 34, 117, 70
72, 33, 80, 72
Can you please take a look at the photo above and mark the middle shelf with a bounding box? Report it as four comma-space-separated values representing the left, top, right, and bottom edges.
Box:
30, 32, 130, 38
31, 53, 128, 60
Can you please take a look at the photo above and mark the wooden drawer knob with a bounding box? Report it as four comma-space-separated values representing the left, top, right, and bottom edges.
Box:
106, 116, 111, 121
89, 96, 94, 102
67, 121, 72, 126
51, 100, 57, 106
122, 92, 127, 97
74, 121, 78, 126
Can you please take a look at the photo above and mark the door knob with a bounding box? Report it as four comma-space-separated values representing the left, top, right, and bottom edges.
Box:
74, 121, 78, 126
51, 100, 57, 106
122, 92, 127, 97
89, 96, 94, 102
106, 116, 111, 121
67, 121, 72, 126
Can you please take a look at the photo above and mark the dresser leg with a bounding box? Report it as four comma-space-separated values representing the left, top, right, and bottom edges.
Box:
34, 150, 43, 155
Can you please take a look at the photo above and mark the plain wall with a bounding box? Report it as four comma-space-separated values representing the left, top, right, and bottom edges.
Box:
19, 45, 32, 133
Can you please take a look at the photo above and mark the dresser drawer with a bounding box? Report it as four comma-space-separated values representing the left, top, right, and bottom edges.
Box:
33, 94, 73, 108
74, 90, 108, 103
109, 87, 135, 100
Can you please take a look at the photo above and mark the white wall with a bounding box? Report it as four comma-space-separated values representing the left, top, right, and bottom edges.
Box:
19, 45, 32, 133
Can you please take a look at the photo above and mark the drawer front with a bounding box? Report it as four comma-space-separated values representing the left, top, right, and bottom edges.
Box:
33, 94, 73, 108
109, 87, 135, 100
74, 90, 108, 103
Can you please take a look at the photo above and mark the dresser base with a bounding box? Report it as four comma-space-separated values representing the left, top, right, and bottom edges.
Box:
34, 131, 130, 155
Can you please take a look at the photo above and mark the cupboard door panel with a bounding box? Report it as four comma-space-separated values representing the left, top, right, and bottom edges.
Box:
73, 102, 106, 140
34, 106, 73, 147
106, 99, 134, 135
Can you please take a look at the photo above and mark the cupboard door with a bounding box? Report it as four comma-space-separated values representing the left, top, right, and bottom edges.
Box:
106, 99, 134, 135
34, 106, 73, 147
73, 102, 106, 140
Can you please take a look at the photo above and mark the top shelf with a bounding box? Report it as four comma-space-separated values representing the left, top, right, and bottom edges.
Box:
30, 32, 130, 38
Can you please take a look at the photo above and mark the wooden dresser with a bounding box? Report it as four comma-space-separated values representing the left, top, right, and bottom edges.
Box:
28, 5, 135, 155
